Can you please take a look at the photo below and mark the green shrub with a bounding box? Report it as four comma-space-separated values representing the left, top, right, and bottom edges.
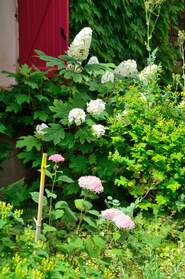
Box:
108, 79, 185, 212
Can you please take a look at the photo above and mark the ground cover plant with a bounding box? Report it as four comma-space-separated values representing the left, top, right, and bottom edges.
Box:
1, 3, 185, 277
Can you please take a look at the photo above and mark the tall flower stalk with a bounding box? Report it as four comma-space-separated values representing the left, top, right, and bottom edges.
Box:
48, 154, 65, 225
144, 0, 165, 63
178, 30, 185, 90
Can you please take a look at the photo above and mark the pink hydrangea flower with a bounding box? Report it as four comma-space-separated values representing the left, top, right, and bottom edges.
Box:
78, 176, 103, 193
48, 154, 65, 163
101, 208, 135, 230
101, 208, 121, 220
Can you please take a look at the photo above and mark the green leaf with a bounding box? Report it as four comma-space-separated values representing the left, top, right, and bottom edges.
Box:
93, 235, 106, 250
55, 201, 77, 222
112, 231, 121, 241
1, 178, 31, 207
88, 210, 100, 217
19, 64, 31, 76
33, 111, 48, 121
167, 180, 181, 192
16, 136, 41, 151
69, 156, 89, 173
35, 50, 64, 69
0, 123, 6, 134
83, 216, 97, 229
75, 199, 92, 211
49, 100, 71, 124
15, 94, 31, 105
156, 195, 169, 205
0, 220, 7, 229
84, 236, 105, 257
43, 124, 65, 145
57, 175, 74, 183
31, 192, 47, 206
43, 223, 56, 234
55, 201, 68, 209
45, 189, 57, 199
52, 209, 64, 220
45, 169, 53, 179
24, 80, 38, 89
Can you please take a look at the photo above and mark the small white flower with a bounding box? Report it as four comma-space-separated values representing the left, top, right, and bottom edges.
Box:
36, 123, 48, 136
101, 71, 114, 83
114, 60, 137, 77
68, 108, 86, 126
67, 27, 92, 61
88, 56, 99, 64
87, 99, 106, 116
92, 124, 106, 138
139, 64, 159, 83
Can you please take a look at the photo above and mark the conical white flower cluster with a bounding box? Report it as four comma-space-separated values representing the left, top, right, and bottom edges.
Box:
139, 64, 159, 83
88, 56, 99, 64
67, 27, 92, 61
114, 59, 137, 77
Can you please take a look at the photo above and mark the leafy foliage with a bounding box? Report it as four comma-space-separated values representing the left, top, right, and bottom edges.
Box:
1, 202, 185, 278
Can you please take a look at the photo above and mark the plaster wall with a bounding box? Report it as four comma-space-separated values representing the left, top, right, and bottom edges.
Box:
0, 0, 18, 87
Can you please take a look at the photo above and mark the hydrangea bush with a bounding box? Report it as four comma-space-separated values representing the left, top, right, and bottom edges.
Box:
1, 27, 185, 215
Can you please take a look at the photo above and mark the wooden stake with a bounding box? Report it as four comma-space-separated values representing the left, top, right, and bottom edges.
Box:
35, 153, 47, 242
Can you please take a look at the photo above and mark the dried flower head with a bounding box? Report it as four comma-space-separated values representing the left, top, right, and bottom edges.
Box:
48, 154, 65, 163
78, 176, 104, 193
114, 60, 137, 77
68, 108, 86, 126
67, 27, 92, 61
144, 0, 164, 11
101, 208, 135, 230
87, 99, 106, 116
101, 71, 114, 83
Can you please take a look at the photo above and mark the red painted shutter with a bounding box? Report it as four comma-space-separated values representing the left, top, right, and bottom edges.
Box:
18, 0, 69, 69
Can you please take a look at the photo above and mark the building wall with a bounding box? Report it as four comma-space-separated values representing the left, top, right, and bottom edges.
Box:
0, 0, 18, 87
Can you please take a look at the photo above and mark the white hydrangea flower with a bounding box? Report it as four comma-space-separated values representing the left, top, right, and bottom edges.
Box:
139, 64, 159, 83
35, 123, 48, 136
88, 56, 99, 64
101, 71, 114, 83
87, 99, 106, 116
68, 108, 86, 126
114, 60, 137, 77
67, 27, 92, 61
92, 124, 106, 138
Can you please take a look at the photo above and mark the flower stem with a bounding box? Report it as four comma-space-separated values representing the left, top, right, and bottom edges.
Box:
49, 165, 57, 225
